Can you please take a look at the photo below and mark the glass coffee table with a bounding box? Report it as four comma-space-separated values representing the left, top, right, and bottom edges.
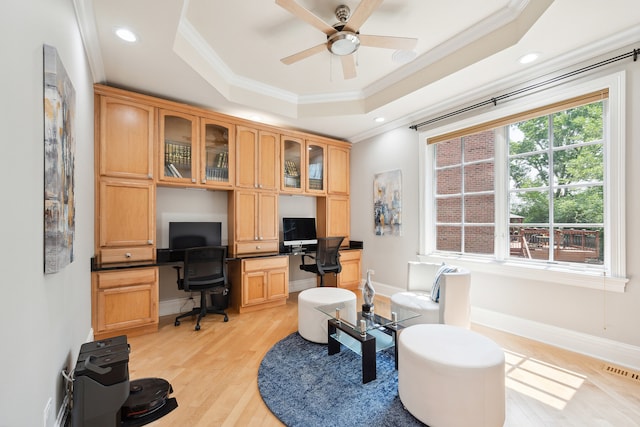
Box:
315, 302, 420, 384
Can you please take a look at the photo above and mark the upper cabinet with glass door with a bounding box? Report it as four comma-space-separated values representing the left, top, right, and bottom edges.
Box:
159, 110, 234, 188
159, 109, 198, 185
305, 140, 326, 194
281, 135, 305, 194
200, 117, 234, 188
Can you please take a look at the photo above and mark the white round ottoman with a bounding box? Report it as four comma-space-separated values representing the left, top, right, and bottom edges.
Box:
391, 291, 440, 326
298, 287, 357, 344
398, 324, 505, 427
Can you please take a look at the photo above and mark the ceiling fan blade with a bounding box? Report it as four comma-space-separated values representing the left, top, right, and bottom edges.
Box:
341, 55, 357, 80
276, 0, 336, 35
359, 34, 418, 50
281, 43, 327, 65
344, 0, 383, 32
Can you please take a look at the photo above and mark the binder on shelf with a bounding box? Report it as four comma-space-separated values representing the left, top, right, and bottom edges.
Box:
168, 163, 182, 178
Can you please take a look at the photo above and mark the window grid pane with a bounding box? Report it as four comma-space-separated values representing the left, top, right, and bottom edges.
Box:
432, 100, 605, 266
435, 131, 495, 255
508, 101, 604, 265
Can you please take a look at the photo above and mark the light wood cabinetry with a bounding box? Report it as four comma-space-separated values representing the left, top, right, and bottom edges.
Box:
92, 267, 159, 339
94, 85, 159, 339
158, 109, 198, 184
228, 256, 288, 313
97, 95, 155, 179
305, 140, 326, 194
321, 249, 362, 289
92, 84, 355, 324
98, 177, 156, 262
94, 86, 156, 264
317, 195, 350, 246
158, 109, 235, 188
236, 126, 279, 191
327, 144, 350, 195
228, 190, 279, 257
281, 135, 305, 193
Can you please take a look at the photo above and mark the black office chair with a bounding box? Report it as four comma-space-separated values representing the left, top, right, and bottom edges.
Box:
174, 246, 229, 330
300, 236, 345, 287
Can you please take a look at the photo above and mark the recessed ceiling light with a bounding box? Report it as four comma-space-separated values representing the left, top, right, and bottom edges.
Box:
115, 27, 138, 43
374, 117, 385, 123
518, 52, 540, 64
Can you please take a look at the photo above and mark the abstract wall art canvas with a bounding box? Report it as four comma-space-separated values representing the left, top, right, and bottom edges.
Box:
44, 45, 75, 274
373, 169, 402, 236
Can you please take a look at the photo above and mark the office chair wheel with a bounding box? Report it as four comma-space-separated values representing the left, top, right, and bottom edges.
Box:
224, 315, 229, 322
174, 320, 180, 326
195, 324, 201, 331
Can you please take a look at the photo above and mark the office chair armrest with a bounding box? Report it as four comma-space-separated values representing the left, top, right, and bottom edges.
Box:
300, 253, 316, 266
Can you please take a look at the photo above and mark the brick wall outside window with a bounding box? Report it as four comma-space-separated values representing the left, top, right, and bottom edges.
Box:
435, 130, 495, 254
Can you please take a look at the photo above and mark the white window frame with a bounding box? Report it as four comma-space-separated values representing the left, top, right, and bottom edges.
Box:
418, 71, 628, 292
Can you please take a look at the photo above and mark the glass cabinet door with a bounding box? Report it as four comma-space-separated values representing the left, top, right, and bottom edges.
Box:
160, 110, 197, 183
202, 119, 234, 187
281, 135, 304, 193
306, 141, 326, 193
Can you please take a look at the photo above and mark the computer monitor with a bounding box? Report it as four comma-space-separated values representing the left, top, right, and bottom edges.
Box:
282, 217, 317, 250
169, 222, 222, 249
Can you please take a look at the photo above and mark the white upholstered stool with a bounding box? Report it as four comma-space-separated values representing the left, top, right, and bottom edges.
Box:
298, 287, 356, 344
398, 324, 505, 427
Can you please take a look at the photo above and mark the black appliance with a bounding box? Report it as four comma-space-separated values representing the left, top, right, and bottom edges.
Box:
72, 336, 177, 427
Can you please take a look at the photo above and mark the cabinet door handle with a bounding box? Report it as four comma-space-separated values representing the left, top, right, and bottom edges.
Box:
259, 184, 263, 188
256, 246, 261, 250
147, 173, 153, 179
125, 252, 132, 258
258, 236, 263, 240
192, 178, 197, 183
147, 240, 153, 244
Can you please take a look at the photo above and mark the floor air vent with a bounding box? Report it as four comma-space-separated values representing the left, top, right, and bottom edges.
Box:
603, 364, 640, 383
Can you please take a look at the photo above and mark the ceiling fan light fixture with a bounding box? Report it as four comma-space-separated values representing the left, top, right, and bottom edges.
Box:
327, 31, 360, 56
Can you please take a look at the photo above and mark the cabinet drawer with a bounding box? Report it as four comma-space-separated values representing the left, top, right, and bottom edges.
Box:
95, 268, 158, 289
339, 249, 361, 261
235, 241, 279, 255
101, 247, 155, 263
243, 255, 288, 272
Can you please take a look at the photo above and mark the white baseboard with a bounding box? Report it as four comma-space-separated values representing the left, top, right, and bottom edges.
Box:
159, 297, 195, 316
289, 278, 316, 293
471, 306, 640, 371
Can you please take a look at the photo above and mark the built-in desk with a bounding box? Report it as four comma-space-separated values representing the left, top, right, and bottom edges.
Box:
90, 247, 360, 339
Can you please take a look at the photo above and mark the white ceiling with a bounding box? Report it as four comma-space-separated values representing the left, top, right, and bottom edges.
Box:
76, 0, 640, 142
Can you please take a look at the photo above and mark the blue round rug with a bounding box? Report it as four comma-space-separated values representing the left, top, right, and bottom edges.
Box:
258, 332, 424, 427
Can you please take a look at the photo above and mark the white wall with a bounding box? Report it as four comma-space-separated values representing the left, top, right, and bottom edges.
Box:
351, 126, 422, 294
0, 0, 94, 426
351, 50, 640, 369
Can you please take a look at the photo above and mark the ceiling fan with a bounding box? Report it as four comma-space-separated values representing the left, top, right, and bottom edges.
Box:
276, 0, 418, 79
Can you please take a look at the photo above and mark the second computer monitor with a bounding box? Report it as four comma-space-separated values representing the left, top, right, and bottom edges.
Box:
169, 222, 222, 249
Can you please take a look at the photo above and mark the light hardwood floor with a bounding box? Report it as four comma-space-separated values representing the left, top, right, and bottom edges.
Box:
126, 292, 640, 426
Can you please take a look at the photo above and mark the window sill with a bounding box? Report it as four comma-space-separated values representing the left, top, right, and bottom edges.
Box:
418, 254, 628, 293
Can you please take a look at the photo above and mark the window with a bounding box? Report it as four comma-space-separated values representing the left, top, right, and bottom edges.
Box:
421, 72, 627, 291
434, 130, 495, 255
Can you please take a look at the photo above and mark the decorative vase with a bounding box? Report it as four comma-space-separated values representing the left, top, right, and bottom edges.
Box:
362, 269, 375, 314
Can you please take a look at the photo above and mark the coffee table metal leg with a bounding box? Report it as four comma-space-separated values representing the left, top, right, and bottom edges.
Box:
361, 337, 376, 384
328, 320, 340, 355
393, 330, 399, 370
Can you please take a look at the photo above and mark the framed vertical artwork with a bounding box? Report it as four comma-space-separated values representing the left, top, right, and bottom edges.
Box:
373, 169, 402, 236
43, 45, 76, 274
